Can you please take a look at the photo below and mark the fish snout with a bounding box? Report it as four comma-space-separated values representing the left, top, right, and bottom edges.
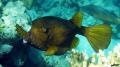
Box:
23, 34, 31, 44
23, 39, 28, 44
23, 37, 31, 44
23, 32, 31, 44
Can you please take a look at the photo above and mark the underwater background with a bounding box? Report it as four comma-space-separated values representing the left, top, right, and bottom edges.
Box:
0, 0, 120, 67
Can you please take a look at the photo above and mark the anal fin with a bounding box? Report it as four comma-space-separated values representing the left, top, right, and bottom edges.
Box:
69, 37, 80, 50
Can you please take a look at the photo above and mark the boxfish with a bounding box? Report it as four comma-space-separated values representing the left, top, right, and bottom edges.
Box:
81, 5, 120, 24
16, 12, 112, 56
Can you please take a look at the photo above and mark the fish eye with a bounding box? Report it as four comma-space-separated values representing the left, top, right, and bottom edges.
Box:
43, 28, 49, 34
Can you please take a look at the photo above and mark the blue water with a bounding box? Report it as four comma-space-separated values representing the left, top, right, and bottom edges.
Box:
0, 0, 120, 67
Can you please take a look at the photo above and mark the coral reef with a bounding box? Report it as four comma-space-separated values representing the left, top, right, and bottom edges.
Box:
27, 0, 80, 20
0, 44, 13, 58
0, 0, 120, 67
0, 1, 31, 67
1, 1, 30, 38
66, 43, 120, 67
41, 54, 69, 67
66, 49, 88, 67
22, 0, 33, 9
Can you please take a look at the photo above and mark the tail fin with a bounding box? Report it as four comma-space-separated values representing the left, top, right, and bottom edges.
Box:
15, 24, 27, 37
83, 24, 112, 52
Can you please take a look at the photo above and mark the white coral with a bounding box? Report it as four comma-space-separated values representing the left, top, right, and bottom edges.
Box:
1, 1, 30, 38
66, 43, 120, 67
66, 49, 88, 67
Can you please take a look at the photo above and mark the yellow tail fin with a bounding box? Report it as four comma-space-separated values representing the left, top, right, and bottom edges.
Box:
84, 24, 112, 52
15, 24, 27, 37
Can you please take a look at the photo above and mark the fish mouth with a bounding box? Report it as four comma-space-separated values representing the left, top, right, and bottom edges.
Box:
23, 39, 27, 44
23, 38, 30, 44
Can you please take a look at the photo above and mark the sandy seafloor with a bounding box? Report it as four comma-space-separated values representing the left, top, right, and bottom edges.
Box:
0, 0, 120, 67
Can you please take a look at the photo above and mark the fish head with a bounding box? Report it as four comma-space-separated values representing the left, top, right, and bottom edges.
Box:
23, 27, 50, 51
81, 5, 96, 16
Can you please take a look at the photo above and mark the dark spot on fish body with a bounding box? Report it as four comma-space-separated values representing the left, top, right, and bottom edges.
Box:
44, 28, 49, 33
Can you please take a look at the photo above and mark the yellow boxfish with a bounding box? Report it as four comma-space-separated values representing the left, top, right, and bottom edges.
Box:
16, 12, 112, 56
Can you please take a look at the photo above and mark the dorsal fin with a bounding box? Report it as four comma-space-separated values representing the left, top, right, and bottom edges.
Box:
15, 24, 27, 37
70, 12, 83, 28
